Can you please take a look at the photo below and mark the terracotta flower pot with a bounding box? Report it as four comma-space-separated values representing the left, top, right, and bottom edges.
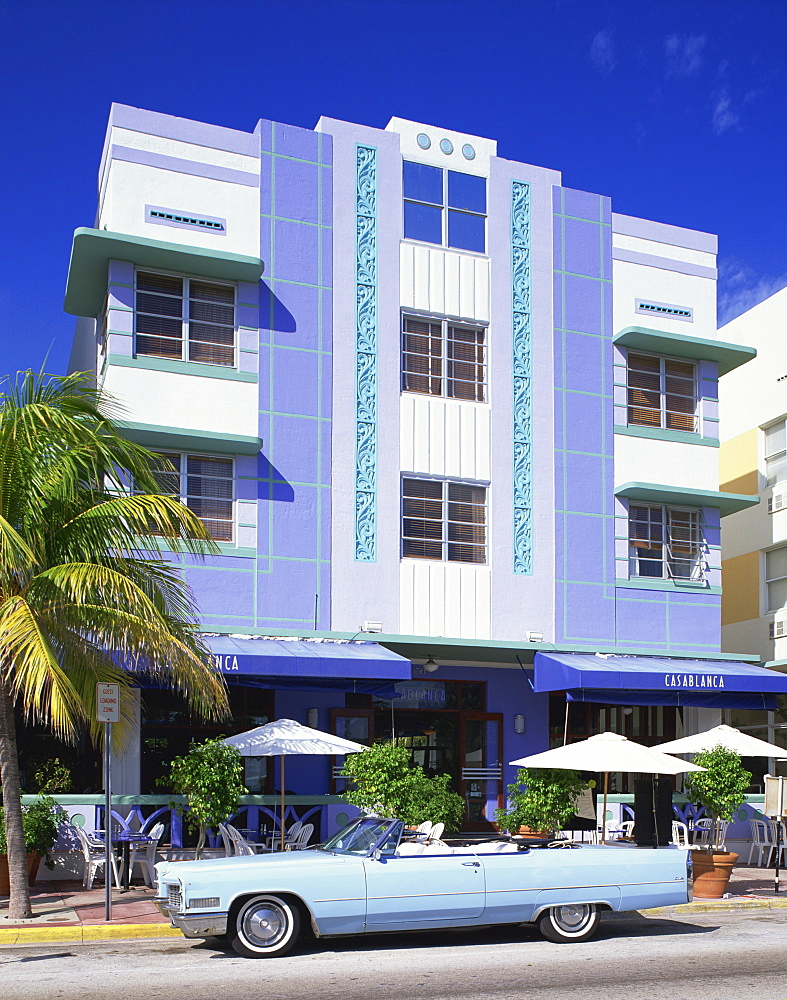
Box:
690, 849, 738, 899
0, 851, 40, 895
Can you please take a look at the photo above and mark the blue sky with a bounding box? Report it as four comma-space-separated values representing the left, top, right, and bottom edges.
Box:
0, 0, 784, 380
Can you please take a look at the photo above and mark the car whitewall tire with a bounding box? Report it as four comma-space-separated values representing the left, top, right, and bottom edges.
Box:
231, 894, 301, 958
537, 903, 600, 943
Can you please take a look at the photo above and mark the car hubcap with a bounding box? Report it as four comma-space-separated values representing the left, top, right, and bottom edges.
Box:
242, 901, 287, 949
553, 904, 591, 932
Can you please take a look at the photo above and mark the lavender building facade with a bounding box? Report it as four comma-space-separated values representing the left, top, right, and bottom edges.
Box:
66, 104, 778, 825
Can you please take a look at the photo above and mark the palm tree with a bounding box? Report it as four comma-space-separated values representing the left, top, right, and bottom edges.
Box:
0, 371, 229, 918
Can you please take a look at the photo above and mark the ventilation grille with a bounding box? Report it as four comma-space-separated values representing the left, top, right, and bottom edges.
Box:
770, 620, 787, 639
635, 299, 693, 322
769, 493, 786, 514
146, 206, 225, 231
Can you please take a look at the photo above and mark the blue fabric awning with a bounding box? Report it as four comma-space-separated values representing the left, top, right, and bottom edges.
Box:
204, 636, 412, 681
533, 651, 787, 710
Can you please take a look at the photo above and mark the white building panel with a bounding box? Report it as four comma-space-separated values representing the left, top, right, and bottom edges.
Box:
400, 396, 491, 481
400, 561, 492, 638
100, 160, 260, 257
103, 366, 259, 440
612, 259, 717, 341
400, 244, 490, 322
613, 233, 716, 270
614, 435, 718, 493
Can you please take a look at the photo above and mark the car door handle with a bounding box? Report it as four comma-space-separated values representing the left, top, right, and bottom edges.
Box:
462, 861, 481, 867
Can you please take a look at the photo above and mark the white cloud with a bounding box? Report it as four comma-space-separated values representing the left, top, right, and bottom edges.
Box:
718, 259, 787, 327
664, 34, 706, 78
711, 88, 740, 135
589, 29, 616, 76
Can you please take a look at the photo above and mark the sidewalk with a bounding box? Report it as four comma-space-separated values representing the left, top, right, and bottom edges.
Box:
3, 864, 787, 946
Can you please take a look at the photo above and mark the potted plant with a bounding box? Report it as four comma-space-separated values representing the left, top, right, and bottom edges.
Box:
0, 794, 64, 892
495, 767, 589, 838
340, 742, 465, 832
161, 738, 246, 858
684, 745, 751, 899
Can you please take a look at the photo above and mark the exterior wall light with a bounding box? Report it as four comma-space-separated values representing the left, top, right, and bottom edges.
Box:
423, 655, 439, 673
514, 714, 525, 734
307, 708, 319, 728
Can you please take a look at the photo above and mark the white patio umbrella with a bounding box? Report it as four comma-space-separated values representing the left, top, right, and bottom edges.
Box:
655, 724, 787, 758
223, 719, 368, 851
510, 732, 705, 843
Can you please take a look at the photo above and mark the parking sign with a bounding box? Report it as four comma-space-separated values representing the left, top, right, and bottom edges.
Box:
96, 683, 120, 723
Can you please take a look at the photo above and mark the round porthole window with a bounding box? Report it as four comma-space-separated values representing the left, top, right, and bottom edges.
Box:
439, 138, 454, 154
416, 133, 431, 149
462, 143, 476, 160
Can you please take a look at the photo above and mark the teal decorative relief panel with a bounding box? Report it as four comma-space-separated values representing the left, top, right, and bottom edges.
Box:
355, 145, 378, 561
511, 180, 533, 574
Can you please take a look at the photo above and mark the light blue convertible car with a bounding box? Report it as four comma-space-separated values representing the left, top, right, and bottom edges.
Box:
154, 816, 691, 958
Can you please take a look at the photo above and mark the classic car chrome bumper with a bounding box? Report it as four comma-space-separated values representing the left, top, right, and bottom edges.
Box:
154, 899, 228, 938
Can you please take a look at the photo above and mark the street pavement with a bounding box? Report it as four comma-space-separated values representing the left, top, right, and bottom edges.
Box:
2, 862, 787, 946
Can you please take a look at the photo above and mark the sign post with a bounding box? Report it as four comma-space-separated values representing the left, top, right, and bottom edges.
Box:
97, 683, 120, 921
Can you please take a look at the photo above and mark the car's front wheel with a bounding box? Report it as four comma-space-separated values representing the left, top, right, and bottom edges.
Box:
230, 894, 301, 958
537, 903, 599, 943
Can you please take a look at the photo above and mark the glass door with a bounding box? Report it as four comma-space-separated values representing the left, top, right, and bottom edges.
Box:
330, 709, 374, 792
460, 713, 503, 830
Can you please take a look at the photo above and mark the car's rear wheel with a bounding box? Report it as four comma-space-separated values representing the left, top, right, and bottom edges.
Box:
230, 894, 301, 958
537, 903, 599, 943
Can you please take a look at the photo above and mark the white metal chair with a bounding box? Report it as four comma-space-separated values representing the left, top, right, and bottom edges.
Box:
284, 823, 314, 850
426, 822, 445, 842
74, 825, 121, 889
128, 823, 165, 886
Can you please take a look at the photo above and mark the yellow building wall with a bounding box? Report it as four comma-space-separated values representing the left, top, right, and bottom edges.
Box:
720, 428, 759, 495
721, 550, 760, 625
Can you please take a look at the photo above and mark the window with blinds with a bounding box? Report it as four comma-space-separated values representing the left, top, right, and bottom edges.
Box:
135, 271, 236, 367
402, 315, 486, 402
628, 504, 703, 581
402, 478, 487, 563
765, 420, 787, 486
766, 546, 787, 612
627, 352, 697, 432
151, 452, 234, 541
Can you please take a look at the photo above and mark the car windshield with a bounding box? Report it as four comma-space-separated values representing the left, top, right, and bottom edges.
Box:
317, 817, 401, 856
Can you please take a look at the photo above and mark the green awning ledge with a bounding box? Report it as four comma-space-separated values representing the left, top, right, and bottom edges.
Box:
120, 422, 262, 456
616, 482, 759, 517
64, 228, 265, 317
613, 326, 756, 376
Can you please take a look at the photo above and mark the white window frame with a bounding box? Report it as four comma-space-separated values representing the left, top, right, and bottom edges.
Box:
402, 162, 487, 253
152, 452, 235, 543
765, 545, 787, 613
764, 419, 787, 487
134, 269, 237, 368
401, 313, 488, 402
401, 476, 488, 564
626, 351, 698, 433
628, 503, 704, 582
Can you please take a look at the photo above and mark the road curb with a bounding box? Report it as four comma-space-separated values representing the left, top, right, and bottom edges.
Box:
0, 923, 182, 945
641, 897, 787, 916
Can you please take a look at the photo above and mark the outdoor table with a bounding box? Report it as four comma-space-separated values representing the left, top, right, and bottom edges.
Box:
96, 831, 153, 890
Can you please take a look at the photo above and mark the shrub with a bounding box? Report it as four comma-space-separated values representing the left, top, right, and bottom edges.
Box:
495, 768, 588, 836
340, 742, 465, 832
0, 795, 63, 869
684, 744, 751, 852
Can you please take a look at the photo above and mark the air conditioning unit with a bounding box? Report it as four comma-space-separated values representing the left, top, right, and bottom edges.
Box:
361, 621, 383, 633
770, 620, 787, 639
769, 493, 786, 514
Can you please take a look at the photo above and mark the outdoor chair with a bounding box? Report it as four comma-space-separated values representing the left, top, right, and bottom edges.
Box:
218, 823, 234, 857
426, 822, 444, 842
671, 820, 690, 849
128, 823, 165, 886
74, 824, 121, 890
224, 823, 257, 856
284, 823, 314, 850
265, 820, 303, 851
747, 819, 771, 866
